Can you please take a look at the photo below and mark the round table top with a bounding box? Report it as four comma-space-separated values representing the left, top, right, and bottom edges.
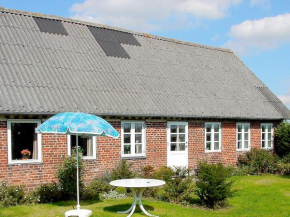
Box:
110, 178, 165, 188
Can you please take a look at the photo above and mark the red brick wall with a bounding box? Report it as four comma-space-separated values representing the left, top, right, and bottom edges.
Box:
251, 122, 261, 149
189, 122, 238, 168
0, 120, 68, 190
0, 119, 278, 189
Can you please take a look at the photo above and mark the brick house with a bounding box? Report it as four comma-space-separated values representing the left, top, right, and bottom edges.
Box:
0, 8, 289, 190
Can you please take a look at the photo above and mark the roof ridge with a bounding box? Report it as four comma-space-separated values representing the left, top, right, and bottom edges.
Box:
0, 7, 233, 54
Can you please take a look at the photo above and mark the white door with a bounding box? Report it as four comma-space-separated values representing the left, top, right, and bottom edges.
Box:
167, 122, 188, 168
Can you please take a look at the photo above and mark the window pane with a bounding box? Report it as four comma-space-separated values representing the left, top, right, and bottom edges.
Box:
135, 144, 142, 154
238, 125, 242, 132
179, 125, 185, 133
262, 141, 265, 148
124, 145, 131, 154
244, 125, 249, 132
214, 124, 219, 132
179, 143, 185, 151
71, 135, 93, 157
267, 133, 272, 141
262, 133, 266, 140
124, 123, 131, 133
214, 133, 219, 141
214, 142, 219, 150
171, 125, 177, 133
262, 125, 266, 132
268, 141, 272, 148
206, 124, 211, 133
237, 141, 242, 149
179, 134, 185, 142
124, 134, 131, 143
244, 141, 249, 149
11, 123, 38, 160
135, 123, 142, 133
171, 144, 177, 151
267, 125, 272, 131
135, 134, 142, 143
171, 134, 177, 142
244, 133, 249, 140
206, 142, 211, 150
206, 133, 211, 142
238, 133, 242, 141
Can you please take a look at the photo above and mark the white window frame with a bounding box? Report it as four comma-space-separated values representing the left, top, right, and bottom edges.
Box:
67, 135, 97, 160
261, 123, 273, 149
236, 123, 251, 151
121, 121, 146, 158
7, 119, 42, 164
205, 122, 222, 153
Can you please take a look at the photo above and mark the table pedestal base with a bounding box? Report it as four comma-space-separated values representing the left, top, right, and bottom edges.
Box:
117, 188, 157, 217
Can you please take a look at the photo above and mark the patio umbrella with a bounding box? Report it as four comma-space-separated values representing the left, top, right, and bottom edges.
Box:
35, 112, 119, 215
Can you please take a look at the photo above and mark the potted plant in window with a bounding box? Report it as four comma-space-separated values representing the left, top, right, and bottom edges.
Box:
21, 149, 31, 160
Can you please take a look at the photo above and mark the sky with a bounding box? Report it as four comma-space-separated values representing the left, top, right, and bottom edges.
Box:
0, 0, 289, 109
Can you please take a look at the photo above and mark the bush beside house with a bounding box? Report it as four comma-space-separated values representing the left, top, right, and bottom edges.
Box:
274, 121, 290, 157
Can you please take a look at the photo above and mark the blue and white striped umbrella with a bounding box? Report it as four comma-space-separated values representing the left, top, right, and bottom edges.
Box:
36, 112, 119, 138
35, 112, 119, 213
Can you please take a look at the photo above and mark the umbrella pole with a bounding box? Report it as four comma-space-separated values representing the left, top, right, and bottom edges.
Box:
76, 135, 80, 210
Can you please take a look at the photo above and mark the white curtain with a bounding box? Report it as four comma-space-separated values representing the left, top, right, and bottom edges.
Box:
32, 129, 38, 159
87, 138, 93, 156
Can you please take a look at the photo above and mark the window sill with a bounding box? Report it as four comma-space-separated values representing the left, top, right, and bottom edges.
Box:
261, 147, 273, 150
8, 160, 42, 165
205, 150, 221, 153
83, 157, 97, 160
67, 155, 97, 160
121, 155, 146, 160
236, 149, 250, 152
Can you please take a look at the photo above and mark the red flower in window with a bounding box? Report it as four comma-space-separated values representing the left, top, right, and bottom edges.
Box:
21, 149, 31, 159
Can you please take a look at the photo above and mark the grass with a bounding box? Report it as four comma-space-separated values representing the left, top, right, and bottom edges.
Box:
0, 175, 290, 217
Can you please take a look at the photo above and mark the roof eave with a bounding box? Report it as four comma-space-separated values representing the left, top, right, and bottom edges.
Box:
0, 111, 286, 121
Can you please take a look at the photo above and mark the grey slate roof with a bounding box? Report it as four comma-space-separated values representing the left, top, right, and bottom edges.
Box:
0, 8, 289, 120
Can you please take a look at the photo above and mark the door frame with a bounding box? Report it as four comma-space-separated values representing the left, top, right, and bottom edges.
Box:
166, 121, 188, 168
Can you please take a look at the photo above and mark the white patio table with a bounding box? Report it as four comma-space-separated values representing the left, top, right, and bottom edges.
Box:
110, 178, 165, 217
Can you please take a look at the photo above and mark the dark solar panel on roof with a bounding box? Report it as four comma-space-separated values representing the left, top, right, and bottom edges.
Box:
88, 26, 140, 58
98, 40, 131, 59
113, 31, 141, 46
33, 17, 68, 36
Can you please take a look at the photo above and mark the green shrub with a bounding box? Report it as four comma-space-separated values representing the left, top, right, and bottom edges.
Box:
152, 166, 174, 182
238, 148, 276, 174
232, 165, 252, 176
56, 148, 86, 200
0, 182, 25, 207
281, 153, 290, 163
274, 121, 290, 157
140, 165, 155, 179
115, 187, 127, 194
24, 190, 40, 204
276, 162, 290, 175
82, 177, 111, 200
111, 160, 134, 180
139, 166, 194, 203
160, 166, 194, 204
138, 166, 173, 199
195, 162, 234, 208
101, 190, 127, 200
36, 182, 62, 203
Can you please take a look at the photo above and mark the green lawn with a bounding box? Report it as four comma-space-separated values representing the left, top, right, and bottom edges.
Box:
0, 175, 289, 217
